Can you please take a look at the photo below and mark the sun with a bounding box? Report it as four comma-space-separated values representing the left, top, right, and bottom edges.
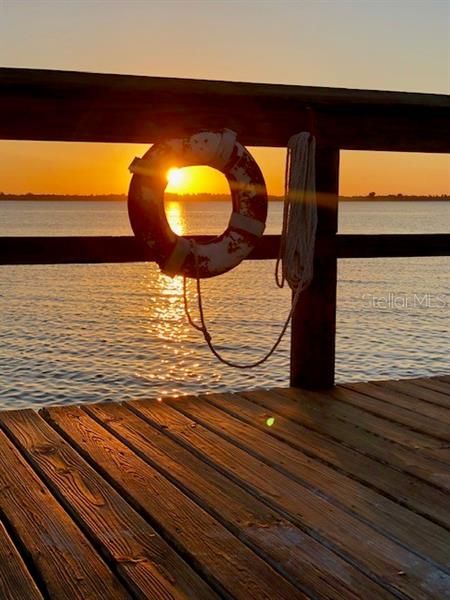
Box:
164, 165, 229, 194
166, 167, 185, 191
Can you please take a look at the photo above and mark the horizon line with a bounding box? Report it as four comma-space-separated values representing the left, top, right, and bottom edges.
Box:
1, 192, 450, 200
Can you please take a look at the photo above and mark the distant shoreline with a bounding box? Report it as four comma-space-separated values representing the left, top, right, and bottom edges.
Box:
0, 193, 449, 202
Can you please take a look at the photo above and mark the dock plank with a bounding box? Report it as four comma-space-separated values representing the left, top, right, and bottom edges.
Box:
329, 386, 450, 442
424, 447, 450, 465
44, 405, 304, 600
0, 425, 127, 600
85, 400, 392, 600
411, 377, 450, 397
0, 409, 216, 600
0, 521, 43, 600
273, 387, 445, 449
342, 381, 450, 423
207, 390, 450, 528
174, 392, 450, 569
256, 388, 450, 491
337, 383, 450, 465
0, 375, 448, 599
129, 398, 450, 600
378, 379, 450, 410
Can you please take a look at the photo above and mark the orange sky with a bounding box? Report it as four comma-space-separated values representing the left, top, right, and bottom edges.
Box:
0, 141, 449, 196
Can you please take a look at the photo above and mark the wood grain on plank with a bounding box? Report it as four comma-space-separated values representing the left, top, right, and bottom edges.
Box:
423, 447, 450, 465
377, 380, 450, 411
285, 384, 450, 467
166, 394, 450, 570
331, 386, 450, 441
209, 390, 450, 529
342, 381, 450, 423
129, 399, 450, 600
0, 521, 43, 600
85, 401, 394, 600
0, 424, 127, 600
0, 409, 215, 600
262, 388, 450, 492
398, 377, 450, 400
43, 405, 304, 600
275, 387, 444, 449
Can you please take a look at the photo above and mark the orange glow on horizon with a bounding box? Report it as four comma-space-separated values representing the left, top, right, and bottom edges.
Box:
0, 141, 448, 197
165, 165, 230, 195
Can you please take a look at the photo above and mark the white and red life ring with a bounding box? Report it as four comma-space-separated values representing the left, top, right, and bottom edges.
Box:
128, 129, 267, 279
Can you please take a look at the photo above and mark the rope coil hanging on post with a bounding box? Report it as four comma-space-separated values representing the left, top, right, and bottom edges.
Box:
184, 130, 318, 368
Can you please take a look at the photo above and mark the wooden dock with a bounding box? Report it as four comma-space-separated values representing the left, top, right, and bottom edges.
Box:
1, 67, 449, 599
0, 375, 448, 599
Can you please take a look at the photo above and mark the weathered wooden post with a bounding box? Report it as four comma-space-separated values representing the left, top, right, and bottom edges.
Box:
290, 146, 340, 389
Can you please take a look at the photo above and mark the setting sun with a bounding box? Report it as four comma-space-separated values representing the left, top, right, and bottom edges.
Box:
166, 167, 185, 190
163, 165, 229, 195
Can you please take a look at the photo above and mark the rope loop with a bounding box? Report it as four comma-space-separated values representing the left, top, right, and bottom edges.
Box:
182, 132, 317, 369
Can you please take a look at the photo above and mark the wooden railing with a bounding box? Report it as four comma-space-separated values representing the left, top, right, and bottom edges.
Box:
1, 68, 449, 389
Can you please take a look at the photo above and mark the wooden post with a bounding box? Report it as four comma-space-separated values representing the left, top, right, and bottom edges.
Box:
290, 146, 340, 389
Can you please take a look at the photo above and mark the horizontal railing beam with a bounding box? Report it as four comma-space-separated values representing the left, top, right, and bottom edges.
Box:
1, 68, 450, 152
1, 234, 449, 265
338, 234, 450, 258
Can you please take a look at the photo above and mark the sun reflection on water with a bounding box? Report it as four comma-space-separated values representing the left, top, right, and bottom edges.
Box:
165, 199, 186, 236
139, 198, 206, 390
150, 200, 186, 339
150, 273, 185, 341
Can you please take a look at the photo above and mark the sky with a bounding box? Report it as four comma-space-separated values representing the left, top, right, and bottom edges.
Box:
0, 0, 449, 196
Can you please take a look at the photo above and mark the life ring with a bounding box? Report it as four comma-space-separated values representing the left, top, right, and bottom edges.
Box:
128, 129, 267, 279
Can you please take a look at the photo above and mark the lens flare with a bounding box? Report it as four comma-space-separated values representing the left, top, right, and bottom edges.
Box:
166, 167, 184, 190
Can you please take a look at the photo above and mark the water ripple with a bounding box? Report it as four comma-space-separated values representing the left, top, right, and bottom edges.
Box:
0, 200, 448, 409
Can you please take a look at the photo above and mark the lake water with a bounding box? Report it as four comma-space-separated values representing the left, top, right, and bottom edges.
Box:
0, 200, 448, 409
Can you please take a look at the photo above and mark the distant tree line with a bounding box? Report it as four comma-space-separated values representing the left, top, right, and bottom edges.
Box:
0, 192, 449, 202
349, 192, 450, 201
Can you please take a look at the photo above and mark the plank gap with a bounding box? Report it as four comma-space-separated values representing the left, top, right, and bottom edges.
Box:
42, 406, 272, 600
211, 392, 450, 531
126, 401, 430, 599
243, 388, 450, 494
0, 508, 49, 600
83, 403, 316, 599
3, 412, 157, 600
165, 395, 450, 571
